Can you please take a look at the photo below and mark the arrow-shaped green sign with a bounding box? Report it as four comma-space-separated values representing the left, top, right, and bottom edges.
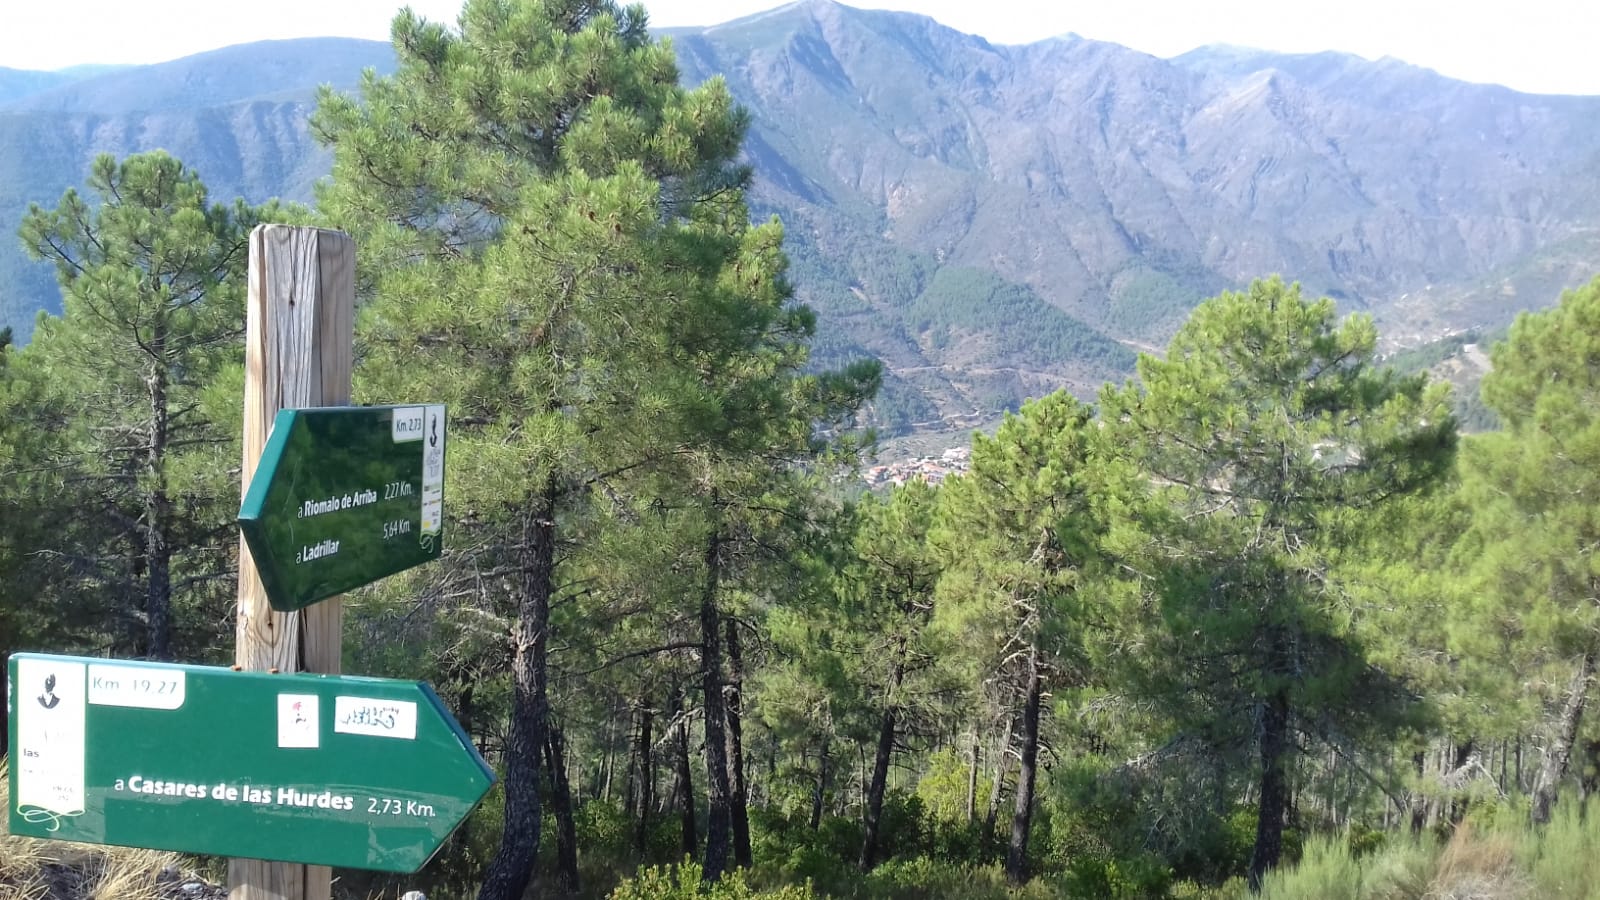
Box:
7, 653, 494, 873
239, 405, 446, 611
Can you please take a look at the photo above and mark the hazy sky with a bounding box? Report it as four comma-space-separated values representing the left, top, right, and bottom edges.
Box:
4, 0, 1597, 95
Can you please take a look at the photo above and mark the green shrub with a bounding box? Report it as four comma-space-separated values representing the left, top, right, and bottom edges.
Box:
644, 816, 688, 864
1345, 823, 1386, 860
1520, 799, 1600, 897
1061, 854, 1172, 899
815, 815, 866, 862
777, 843, 850, 895
874, 792, 933, 861
609, 860, 819, 900
1168, 877, 1247, 899
748, 805, 800, 864
861, 858, 1058, 900
1252, 831, 1448, 900
746, 808, 864, 894
1463, 794, 1531, 833
1041, 760, 1254, 885
1359, 838, 1435, 899
927, 818, 988, 864
1256, 835, 1364, 900
577, 800, 633, 860
915, 748, 993, 826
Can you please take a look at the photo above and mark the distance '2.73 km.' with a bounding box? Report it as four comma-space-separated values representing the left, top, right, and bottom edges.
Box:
6, 653, 493, 872
238, 405, 446, 612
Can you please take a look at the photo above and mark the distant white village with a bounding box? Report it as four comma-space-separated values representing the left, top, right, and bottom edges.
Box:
862, 446, 971, 487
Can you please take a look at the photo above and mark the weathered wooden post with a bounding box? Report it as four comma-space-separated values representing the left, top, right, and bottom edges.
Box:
230, 225, 354, 900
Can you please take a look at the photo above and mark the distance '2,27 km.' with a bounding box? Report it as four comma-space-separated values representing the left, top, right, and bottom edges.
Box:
239, 404, 446, 612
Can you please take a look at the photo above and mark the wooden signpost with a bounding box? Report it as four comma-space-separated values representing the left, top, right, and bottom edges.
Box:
232, 224, 354, 900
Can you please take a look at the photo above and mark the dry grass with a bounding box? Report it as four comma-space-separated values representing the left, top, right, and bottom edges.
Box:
1260, 820, 1544, 900
1, 759, 219, 900
1, 759, 55, 900
1426, 824, 1527, 900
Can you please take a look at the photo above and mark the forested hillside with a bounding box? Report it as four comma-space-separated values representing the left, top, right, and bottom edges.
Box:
5, 2, 1600, 900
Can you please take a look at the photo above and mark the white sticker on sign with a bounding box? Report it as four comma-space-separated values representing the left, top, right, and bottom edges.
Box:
87, 663, 186, 710
277, 694, 320, 748
334, 696, 419, 740
421, 404, 445, 537
15, 658, 87, 819
392, 406, 425, 442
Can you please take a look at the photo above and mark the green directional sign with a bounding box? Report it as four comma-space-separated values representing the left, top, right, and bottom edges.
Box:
7, 653, 494, 873
239, 405, 445, 611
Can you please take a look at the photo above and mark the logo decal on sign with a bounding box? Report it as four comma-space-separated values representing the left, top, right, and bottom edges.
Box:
277, 694, 320, 749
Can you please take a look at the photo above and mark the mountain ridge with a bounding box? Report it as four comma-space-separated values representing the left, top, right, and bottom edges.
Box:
1, 38, 396, 113
2, 2, 1597, 437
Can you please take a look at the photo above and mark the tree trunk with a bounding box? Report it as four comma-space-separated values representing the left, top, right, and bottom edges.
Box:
1004, 652, 1042, 885
143, 331, 173, 661
600, 702, 618, 803
984, 715, 1015, 845
857, 745, 867, 814
1531, 650, 1596, 826
544, 719, 580, 893
766, 729, 778, 808
673, 687, 698, 859
1247, 690, 1292, 893
724, 618, 752, 868
811, 734, 829, 830
1450, 738, 1474, 823
625, 700, 644, 816
1409, 750, 1427, 834
477, 484, 557, 900
698, 525, 734, 883
965, 734, 979, 823
859, 641, 906, 872
456, 681, 476, 751
1580, 740, 1600, 801
632, 700, 654, 855
624, 722, 638, 820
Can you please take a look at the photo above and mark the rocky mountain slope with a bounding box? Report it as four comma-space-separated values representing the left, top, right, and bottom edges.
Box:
0, 39, 394, 347
3, 2, 1597, 435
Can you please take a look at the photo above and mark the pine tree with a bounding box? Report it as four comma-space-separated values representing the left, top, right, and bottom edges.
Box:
651, 199, 876, 880
0, 329, 65, 757
17, 151, 278, 660
934, 390, 1117, 884
311, 1, 862, 894
753, 519, 860, 831
840, 480, 945, 871
1100, 277, 1455, 890
1457, 276, 1600, 825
